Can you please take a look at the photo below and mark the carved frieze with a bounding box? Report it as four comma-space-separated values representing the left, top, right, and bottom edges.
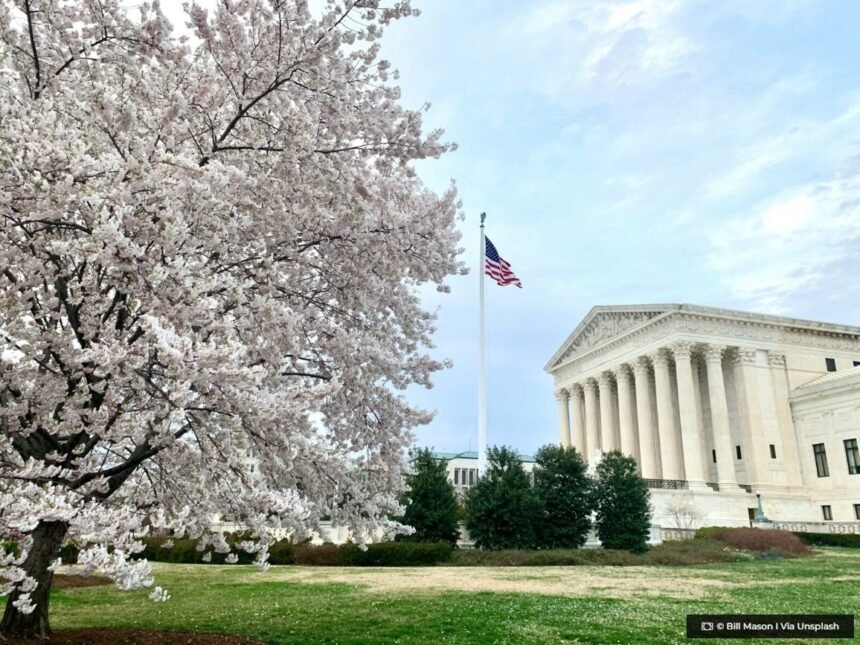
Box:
550, 311, 860, 380
733, 347, 758, 365
768, 352, 787, 368
553, 311, 665, 367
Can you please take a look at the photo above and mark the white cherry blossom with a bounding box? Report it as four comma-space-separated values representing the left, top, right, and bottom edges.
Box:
0, 0, 463, 637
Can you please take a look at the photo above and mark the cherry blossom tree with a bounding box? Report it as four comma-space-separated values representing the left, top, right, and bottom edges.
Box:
0, 0, 463, 637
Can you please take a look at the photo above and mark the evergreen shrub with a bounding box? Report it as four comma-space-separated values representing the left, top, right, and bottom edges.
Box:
398, 448, 460, 545
533, 445, 592, 549
592, 451, 652, 554
464, 445, 542, 550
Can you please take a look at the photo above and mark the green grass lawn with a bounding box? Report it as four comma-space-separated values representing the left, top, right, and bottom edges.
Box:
49, 549, 860, 644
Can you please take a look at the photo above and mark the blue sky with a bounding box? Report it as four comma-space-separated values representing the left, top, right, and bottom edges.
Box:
158, 1, 860, 456
374, 0, 860, 455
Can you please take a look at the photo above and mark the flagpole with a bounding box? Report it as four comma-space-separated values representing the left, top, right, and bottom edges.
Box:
478, 212, 487, 476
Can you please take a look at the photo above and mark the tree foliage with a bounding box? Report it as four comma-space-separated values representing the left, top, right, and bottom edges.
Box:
533, 445, 592, 549
464, 446, 540, 550
396, 449, 460, 544
0, 0, 463, 637
592, 451, 652, 554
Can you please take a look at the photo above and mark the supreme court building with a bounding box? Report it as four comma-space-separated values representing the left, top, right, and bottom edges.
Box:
546, 304, 860, 530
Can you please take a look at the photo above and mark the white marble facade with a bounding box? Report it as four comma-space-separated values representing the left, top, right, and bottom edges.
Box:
546, 304, 860, 528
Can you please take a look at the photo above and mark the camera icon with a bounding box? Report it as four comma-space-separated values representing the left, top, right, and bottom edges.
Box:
701, 622, 714, 631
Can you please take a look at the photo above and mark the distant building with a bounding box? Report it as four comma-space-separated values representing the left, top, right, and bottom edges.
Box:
547, 304, 860, 532
431, 451, 536, 497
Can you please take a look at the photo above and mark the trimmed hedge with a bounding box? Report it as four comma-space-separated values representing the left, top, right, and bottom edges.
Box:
794, 532, 860, 548
136, 537, 454, 567
291, 541, 455, 566
3, 540, 77, 564
137, 537, 258, 565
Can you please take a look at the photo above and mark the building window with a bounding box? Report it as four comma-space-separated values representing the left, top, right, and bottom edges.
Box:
855, 504, 860, 520
822, 505, 833, 521
453, 468, 459, 485
736, 445, 742, 460
826, 358, 837, 372
712, 449, 717, 463
769, 444, 777, 459
469, 469, 476, 486
845, 439, 860, 475
813, 443, 829, 478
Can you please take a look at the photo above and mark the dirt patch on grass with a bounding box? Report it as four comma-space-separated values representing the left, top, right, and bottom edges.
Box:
1, 628, 265, 644
249, 566, 733, 600
52, 574, 112, 589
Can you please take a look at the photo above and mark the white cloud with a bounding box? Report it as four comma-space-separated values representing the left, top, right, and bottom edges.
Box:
512, 0, 694, 100
707, 159, 860, 311
705, 99, 860, 198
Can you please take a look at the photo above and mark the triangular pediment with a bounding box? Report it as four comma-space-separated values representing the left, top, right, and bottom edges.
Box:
546, 303, 860, 373
545, 305, 675, 370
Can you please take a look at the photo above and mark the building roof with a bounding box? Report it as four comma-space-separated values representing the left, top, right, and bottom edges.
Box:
431, 450, 536, 463
793, 365, 860, 392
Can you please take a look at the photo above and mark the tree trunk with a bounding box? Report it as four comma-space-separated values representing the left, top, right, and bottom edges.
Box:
1, 520, 68, 639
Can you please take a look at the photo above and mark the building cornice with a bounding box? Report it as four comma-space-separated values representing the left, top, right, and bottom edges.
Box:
547, 305, 860, 382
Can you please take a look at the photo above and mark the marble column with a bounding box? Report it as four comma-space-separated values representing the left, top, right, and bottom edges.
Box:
633, 357, 659, 478
614, 364, 639, 462
652, 348, 684, 480
733, 348, 768, 486
768, 352, 803, 488
571, 384, 586, 457
556, 388, 571, 448
583, 379, 600, 461
672, 342, 706, 485
703, 345, 737, 488
598, 372, 618, 452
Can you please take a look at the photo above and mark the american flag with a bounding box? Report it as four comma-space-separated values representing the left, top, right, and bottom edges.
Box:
484, 237, 522, 288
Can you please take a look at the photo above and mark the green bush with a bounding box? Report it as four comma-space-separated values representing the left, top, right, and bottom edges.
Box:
138, 536, 257, 565
59, 543, 80, 564
133, 536, 453, 567
464, 445, 542, 550
293, 542, 349, 565
794, 532, 860, 548
360, 541, 453, 566
398, 448, 460, 545
592, 451, 651, 554
293, 541, 453, 566
533, 445, 593, 549
694, 526, 733, 540
1, 540, 20, 558
3, 539, 79, 564
268, 539, 295, 564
